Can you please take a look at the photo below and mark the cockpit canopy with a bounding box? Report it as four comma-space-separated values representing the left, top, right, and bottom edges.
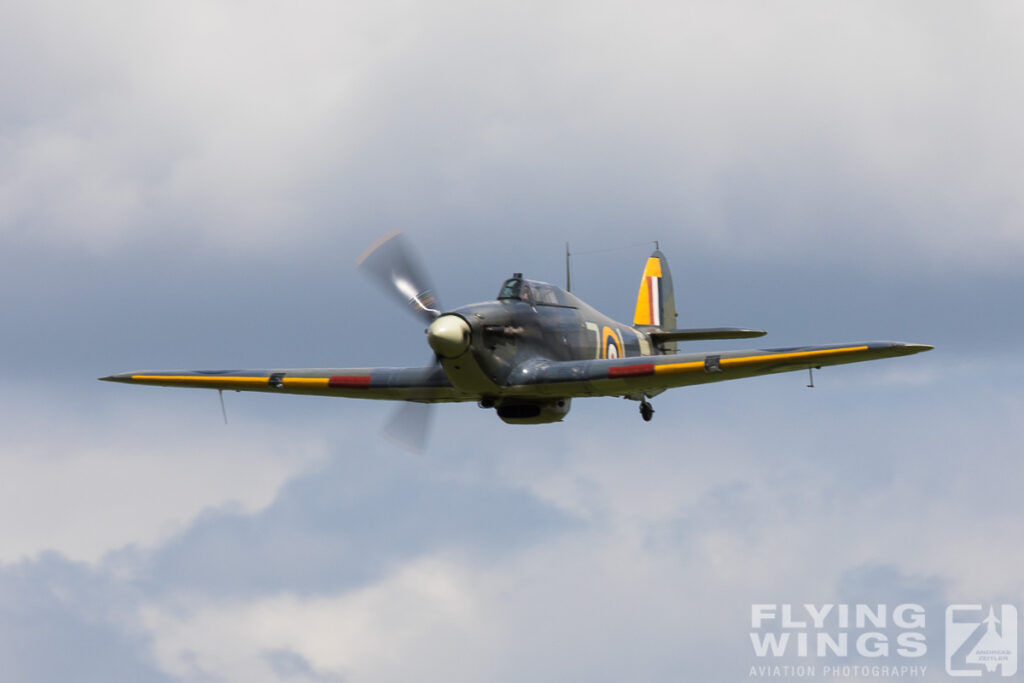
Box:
497, 275, 576, 307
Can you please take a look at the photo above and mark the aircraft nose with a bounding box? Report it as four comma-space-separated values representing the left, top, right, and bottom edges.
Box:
427, 314, 471, 358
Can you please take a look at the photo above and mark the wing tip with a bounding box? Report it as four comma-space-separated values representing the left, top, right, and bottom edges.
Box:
898, 342, 934, 355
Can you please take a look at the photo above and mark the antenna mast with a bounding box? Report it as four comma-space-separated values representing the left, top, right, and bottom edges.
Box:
565, 242, 572, 292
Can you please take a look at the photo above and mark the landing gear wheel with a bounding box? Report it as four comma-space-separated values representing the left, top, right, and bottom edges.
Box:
639, 400, 654, 422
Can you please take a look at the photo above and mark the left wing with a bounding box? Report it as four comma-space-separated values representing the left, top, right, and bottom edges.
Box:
502, 341, 933, 398
100, 365, 473, 402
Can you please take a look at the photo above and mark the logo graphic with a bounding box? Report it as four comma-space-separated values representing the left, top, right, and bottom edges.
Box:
946, 605, 1018, 677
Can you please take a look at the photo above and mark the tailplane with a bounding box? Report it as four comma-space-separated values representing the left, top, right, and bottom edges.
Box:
633, 248, 766, 353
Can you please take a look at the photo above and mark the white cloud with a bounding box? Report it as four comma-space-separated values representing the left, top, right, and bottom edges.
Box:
140, 539, 748, 683
0, 0, 380, 253
141, 555, 495, 683
0, 389, 327, 564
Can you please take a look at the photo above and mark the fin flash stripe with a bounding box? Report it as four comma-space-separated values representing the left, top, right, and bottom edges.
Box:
633, 256, 663, 326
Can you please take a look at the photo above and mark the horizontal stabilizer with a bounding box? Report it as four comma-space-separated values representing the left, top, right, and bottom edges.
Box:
649, 327, 767, 343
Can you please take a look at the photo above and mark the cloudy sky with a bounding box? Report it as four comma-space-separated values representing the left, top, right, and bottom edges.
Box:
2, 1, 1023, 681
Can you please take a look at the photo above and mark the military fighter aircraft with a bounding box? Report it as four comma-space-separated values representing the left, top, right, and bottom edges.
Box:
101, 231, 932, 448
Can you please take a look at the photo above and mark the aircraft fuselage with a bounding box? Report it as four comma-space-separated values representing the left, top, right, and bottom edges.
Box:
429, 276, 654, 401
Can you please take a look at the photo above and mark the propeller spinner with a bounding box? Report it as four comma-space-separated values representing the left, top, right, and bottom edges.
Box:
426, 315, 471, 358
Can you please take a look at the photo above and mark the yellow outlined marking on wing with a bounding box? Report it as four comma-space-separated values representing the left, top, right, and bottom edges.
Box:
129, 375, 331, 389
652, 361, 704, 376
131, 375, 267, 386
281, 378, 330, 388
719, 345, 868, 369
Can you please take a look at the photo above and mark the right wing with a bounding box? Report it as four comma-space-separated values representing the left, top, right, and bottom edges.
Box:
100, 365, 473, 402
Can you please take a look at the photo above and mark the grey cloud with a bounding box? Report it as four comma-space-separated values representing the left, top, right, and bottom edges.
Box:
834, 564, 950, 674
3, 231, 1015, 396
0, 553, 169, 683
263, 650, 345, 683
137, 448, 579, 598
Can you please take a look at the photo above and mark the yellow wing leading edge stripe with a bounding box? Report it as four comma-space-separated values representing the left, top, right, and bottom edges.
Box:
653, 345, 870, 376
130, 375, 332, 389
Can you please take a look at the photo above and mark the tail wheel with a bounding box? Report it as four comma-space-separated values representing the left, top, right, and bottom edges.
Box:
640, 400, 654, 422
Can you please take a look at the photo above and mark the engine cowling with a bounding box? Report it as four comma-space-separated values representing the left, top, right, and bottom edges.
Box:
495, 398, 571, 424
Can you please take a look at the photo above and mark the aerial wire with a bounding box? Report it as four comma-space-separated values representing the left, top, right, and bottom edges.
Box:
564, 240, 659, 292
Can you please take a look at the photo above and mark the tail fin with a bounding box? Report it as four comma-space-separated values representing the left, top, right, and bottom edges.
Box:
633, 249, 677, 349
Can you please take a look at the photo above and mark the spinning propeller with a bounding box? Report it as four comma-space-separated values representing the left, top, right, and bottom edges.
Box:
356, 230, 450, 451
357, 230, 442, 324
